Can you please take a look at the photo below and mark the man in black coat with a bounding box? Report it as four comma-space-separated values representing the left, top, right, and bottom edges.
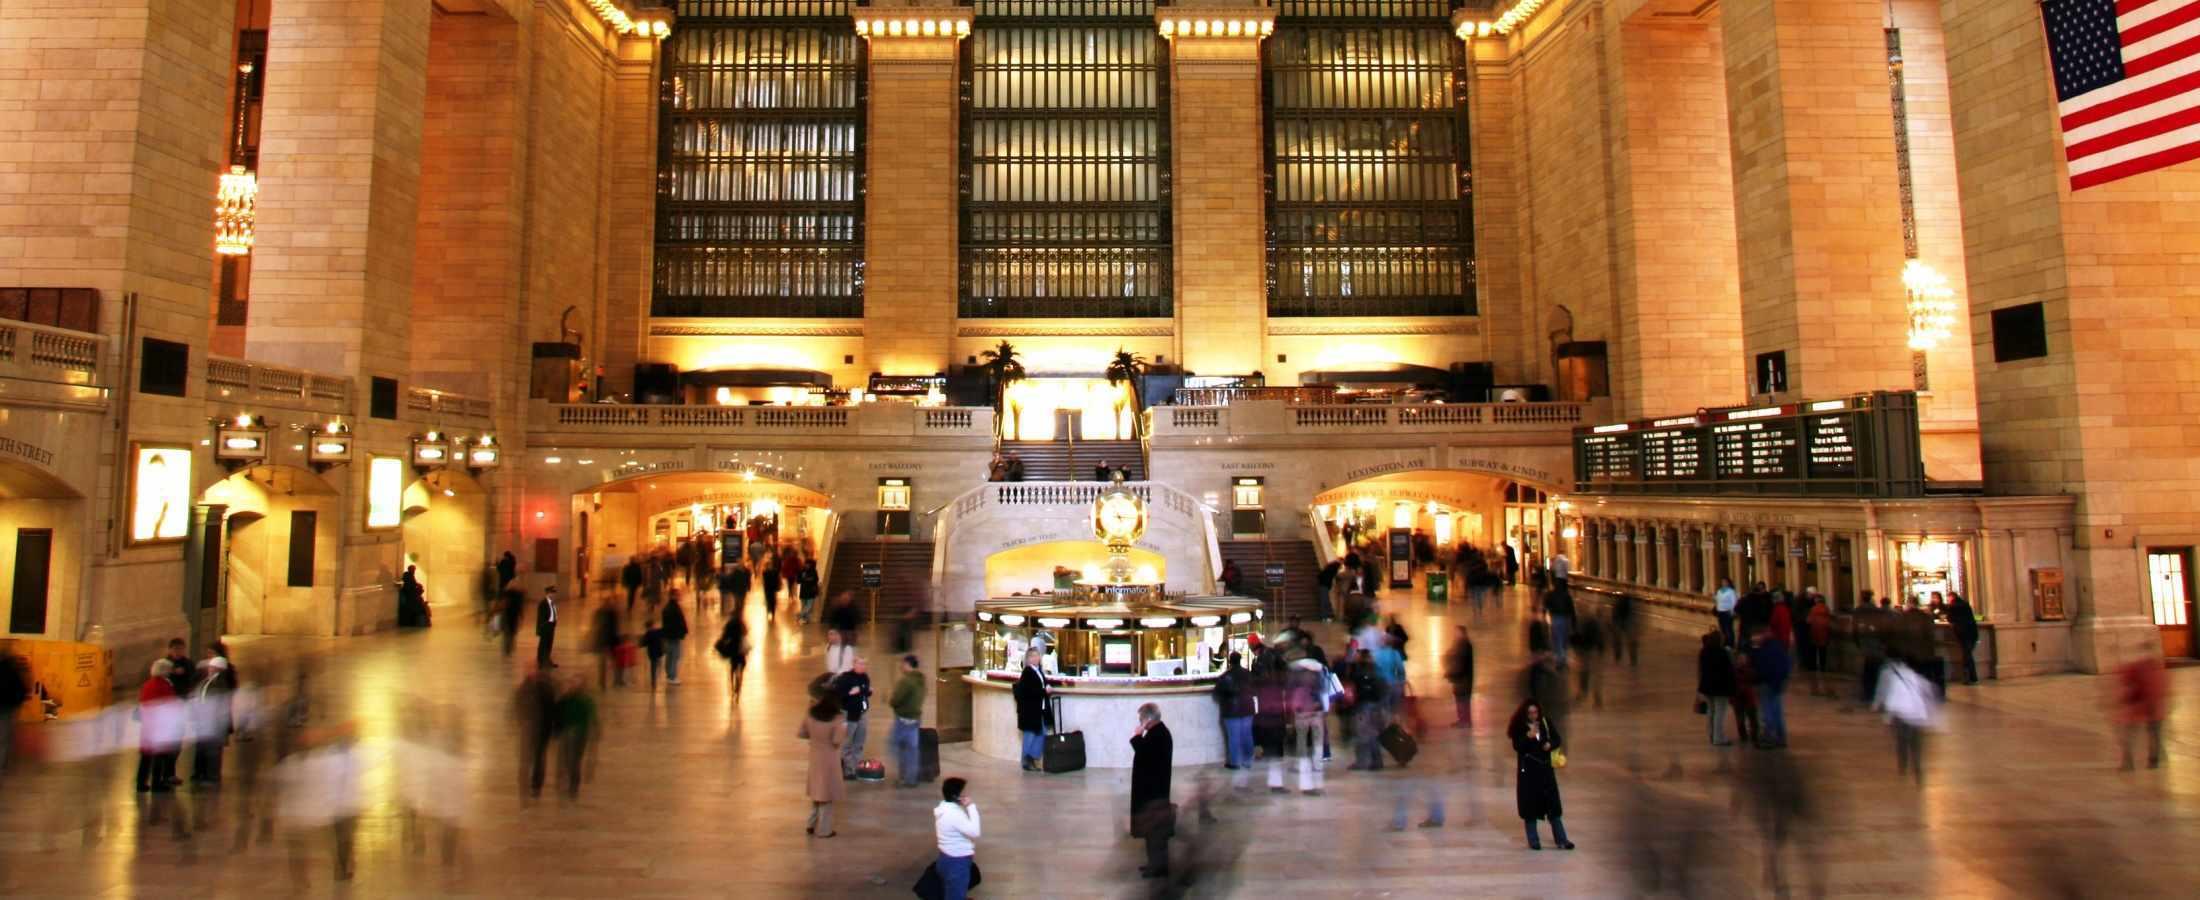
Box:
1947, 594, 1981, 684
535, 587, 560, 668
1129, 702, 1175, 878
1013, 648, 1050, 771
621, 558, 644, 611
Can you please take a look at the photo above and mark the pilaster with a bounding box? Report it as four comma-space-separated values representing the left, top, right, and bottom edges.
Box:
856, 7, 971, 378
1161, 8, 1274, 377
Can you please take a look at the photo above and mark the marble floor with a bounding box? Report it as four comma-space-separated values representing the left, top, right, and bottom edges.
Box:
4, 582, 2199, 899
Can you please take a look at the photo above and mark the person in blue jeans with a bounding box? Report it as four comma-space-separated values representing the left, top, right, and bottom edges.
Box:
889, 654, 927, 786
1544, 586, 1576, 667
1013, 649, 1050, 770
1213, 653, 1256, 771
1747, 629, 1793, 748
934, 777, 981, 899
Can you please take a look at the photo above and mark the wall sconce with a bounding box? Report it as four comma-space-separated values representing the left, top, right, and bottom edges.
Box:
467, 434, 502, 470
307, 420, 353, 471
412, 431, 451, 469
214, 413, 268, 468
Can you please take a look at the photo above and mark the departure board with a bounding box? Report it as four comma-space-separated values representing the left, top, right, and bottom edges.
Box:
1572, 392, 1925, 497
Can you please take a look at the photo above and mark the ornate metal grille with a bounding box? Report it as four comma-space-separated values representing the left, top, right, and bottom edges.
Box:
960, 0, 1172, 319
655, 1, 865, 318
1265, 0, 1474, 318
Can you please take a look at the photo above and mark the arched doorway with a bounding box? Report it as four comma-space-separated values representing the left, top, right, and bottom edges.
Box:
573, 471, 836, 596
201, 465, 341, 635
401, 468, 491, 617
1310, 469, 1563, 579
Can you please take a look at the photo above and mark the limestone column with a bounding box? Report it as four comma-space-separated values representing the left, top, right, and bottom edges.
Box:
1160, 7, 1274, 377
856, 7, 971, 378
248, 0, 432, 380
1939, 0, 2188, 671
601, 31, 666, 398
1720, 0, 1912, 400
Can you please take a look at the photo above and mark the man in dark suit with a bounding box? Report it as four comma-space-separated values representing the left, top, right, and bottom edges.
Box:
536, 587, 560, 668
1129, 703, 1175, 878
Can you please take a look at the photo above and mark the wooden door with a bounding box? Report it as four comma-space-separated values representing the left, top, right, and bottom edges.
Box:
8, 529, 53, 634
2148, 549, 2195, 658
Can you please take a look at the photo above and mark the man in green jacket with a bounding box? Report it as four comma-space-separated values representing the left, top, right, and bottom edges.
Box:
889, 655, 928, 787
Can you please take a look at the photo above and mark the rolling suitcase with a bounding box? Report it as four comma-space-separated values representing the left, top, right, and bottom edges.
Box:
919, 727, 941, 782
1042, 696, 1086, 773
1379, 722, 1419, 765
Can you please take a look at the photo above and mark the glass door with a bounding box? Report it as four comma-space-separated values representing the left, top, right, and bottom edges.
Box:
2148, 549, 2195, 658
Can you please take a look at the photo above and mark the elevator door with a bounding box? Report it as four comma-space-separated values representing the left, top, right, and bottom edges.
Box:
8, 528, 53, 634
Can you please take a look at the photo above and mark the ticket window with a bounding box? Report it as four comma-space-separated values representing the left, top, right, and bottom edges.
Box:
876, 478, 912, 539
1230, 477, 1265, 538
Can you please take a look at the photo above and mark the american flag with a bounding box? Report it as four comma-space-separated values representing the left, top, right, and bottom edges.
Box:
2042, 0, 2200, 189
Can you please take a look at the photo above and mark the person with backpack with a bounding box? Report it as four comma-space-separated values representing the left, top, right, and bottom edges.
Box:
715, 612, 750, 698
797, 558, 822, 624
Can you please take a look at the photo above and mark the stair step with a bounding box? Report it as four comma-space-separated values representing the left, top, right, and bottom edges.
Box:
823, 541, 936, 620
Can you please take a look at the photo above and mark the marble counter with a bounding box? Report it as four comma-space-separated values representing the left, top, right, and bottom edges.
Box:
966, 675, 1224, 768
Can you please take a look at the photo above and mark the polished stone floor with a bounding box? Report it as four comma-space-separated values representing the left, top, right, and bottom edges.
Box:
4, 580, 2199, 898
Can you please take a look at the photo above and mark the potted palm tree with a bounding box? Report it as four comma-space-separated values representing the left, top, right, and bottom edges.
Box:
1105, 348, 1148, 438
978, 341, 1026, 437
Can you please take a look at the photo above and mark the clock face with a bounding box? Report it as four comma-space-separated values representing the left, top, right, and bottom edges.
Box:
1097, 495, 1143, 539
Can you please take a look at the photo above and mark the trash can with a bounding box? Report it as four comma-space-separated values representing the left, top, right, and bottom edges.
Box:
1425, 571, 1449, 605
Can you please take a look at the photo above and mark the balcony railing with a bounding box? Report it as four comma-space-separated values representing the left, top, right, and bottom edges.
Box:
407, 387, 493, 422
1150, 400, 1588, 437
538, 401, 995, 437
1170, 385, 1339, 406
206, 356, 352, 412
0, 320, 103, 380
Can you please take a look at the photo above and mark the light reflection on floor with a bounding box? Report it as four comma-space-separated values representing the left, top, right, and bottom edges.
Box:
3, 579, 2200, 896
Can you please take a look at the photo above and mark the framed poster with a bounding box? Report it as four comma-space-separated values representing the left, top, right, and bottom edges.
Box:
127, 443, 192, 544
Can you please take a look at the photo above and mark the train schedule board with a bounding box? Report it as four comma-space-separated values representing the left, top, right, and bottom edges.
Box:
1572, 391, 1923, 498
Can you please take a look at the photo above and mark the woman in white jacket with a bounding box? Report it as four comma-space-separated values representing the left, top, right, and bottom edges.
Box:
1873, 659, 1942, 783
934, 777, 981, 900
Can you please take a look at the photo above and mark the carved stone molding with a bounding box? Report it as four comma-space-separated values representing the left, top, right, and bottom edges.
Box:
1266, 321, 1481, 337
956, 325, 1174, 338
651, 324, 865, 338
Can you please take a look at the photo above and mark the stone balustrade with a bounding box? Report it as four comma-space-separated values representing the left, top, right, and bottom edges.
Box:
538, 401, 995, 438
205, 355, 353, 415
1150, 399, 1589, 437
0, 320, 104, 383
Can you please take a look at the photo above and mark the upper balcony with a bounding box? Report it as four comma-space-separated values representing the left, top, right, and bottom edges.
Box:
1148, 400, 1591, 439
206, 356, 493, 427
0, 320, 109, 410
530, 400, 996, 444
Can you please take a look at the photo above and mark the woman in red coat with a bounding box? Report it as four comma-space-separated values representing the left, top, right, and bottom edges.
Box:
136, 660, 183, 792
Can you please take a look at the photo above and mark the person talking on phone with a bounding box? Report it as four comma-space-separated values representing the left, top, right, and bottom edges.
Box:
934, 777, 981, 899
1509, 699, 1574, 851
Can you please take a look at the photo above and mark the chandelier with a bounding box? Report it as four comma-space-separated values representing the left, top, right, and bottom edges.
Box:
1902, 259, 1956, 351
215, 164, 257, 256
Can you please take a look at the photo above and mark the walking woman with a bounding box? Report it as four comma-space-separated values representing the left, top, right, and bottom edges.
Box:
1696, 631, 1737, 746
1508, 699, 1574, 850
798, 694, 847, 838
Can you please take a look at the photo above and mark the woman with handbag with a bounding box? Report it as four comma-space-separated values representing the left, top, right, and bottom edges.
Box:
798, 696, 847, 838
1508, 699, 1574, 851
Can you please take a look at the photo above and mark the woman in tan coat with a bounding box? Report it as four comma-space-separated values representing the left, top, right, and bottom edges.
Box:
799, 695, 848, 838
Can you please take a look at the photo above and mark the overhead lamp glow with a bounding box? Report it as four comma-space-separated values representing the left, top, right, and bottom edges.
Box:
1228, 612, 1253, 624
1189, 615, 1221, 627
997, 614, 1026, 626
1086, 618, 1126, 630
215, 165, 256, 255
1137, 617, 1178, 629
1036, 617, 1072, 628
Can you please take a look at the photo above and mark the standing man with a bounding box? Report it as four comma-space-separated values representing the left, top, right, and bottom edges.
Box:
1747, 629, 1792, 749
661, 589, 690, 686
1713, 578, 1739, 648
1548, 546, 1571, 587
1212, 653, 1254, 772
889, 654, 927, 787
535, 587, 560, 669
1503, 542, 1520, 586
1444, 625, 1475, 728
1129, 703, 1175, 879
1543, 584, 1575, 668
1014, 648, 1050, 772
621, 556, 644, 612
832, 656, 873, 779
1946, 593, 1980, 685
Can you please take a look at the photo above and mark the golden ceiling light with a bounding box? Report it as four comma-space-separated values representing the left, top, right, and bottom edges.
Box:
215, 165, 256, 256
1902, 259, 1958, 351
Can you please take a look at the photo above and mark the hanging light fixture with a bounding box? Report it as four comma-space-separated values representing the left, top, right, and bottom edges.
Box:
215, 165, 257, 256
1902, 259, 1957, 351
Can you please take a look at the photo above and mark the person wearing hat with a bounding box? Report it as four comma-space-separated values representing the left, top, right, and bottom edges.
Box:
536, 586, 561, 668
